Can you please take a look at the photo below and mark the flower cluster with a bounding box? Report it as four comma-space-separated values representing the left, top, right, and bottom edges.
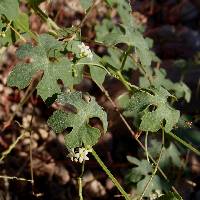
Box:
78, 42, 93, 60
68, 146, 92, 163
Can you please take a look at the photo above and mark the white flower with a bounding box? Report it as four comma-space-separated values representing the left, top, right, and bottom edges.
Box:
149, 189, 163, 200
67, 148, 76, 162
67, 147, 92, 163
78, 42, 93, 60
75, 148, 90, 163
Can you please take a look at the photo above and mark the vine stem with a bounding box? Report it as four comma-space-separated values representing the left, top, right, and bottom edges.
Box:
116, 71, 139, 91
166, 132, 200, 156
76, 62, 111, 75
138, 129, 165, 200
91, 149, 131, 200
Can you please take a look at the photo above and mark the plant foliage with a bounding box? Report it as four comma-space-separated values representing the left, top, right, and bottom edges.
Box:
125, 87, 180, 133
48, 92, 108, 149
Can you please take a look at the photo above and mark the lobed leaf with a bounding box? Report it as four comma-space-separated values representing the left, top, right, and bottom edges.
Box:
125, 87, 180, 133
148, 140, 181, 168
7, 34, 74, 100
126, 156, 169, 197
48, 92, 108, 149
103, 48, 137, 71
139, 68, 191, 102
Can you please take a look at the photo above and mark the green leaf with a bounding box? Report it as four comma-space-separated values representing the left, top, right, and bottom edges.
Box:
13, 12, 29, 35
0, 21, 12, 47
139, 68, 191, 102
48, 92, 108, 148
90, 66, 107, 86
76, 53, 107, 86
95, 19, 121, 42
102, 25, 152, 67
0, 0, 19, 20
126, 157, 169, 197
126, 157, 152, 183
148, 140, 181, 168
137, 175, 164, 197
157, 192, 183, 200
125, 87, 180, 133
7, 34, 73, 100
105, 0, 113, 6
80, 0, 92, 10
103, 48, 137, 71
0, 12, 31, 47
114, 0, 133, 26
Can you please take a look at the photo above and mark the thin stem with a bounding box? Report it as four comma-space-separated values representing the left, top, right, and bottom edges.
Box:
78, 178, 84, 200
166, 132, 200, 156
76, 62, 111, 75
7, 23, 26, 42
92, 149, 131, 200
78, 160, 85, 200
120, 46, 132, 71
31, 5, 60, 31
116, 71, 139, 91
145, 131, 150, 163
139, 129, 165, 200
0, 131, 26, 162
79, 0, 99, 28
0, 175, 32, 182
27, 112, 35, 195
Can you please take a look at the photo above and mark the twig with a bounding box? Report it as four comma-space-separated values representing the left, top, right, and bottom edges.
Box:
0, 175, 32, 182
0, 131, 27, 162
